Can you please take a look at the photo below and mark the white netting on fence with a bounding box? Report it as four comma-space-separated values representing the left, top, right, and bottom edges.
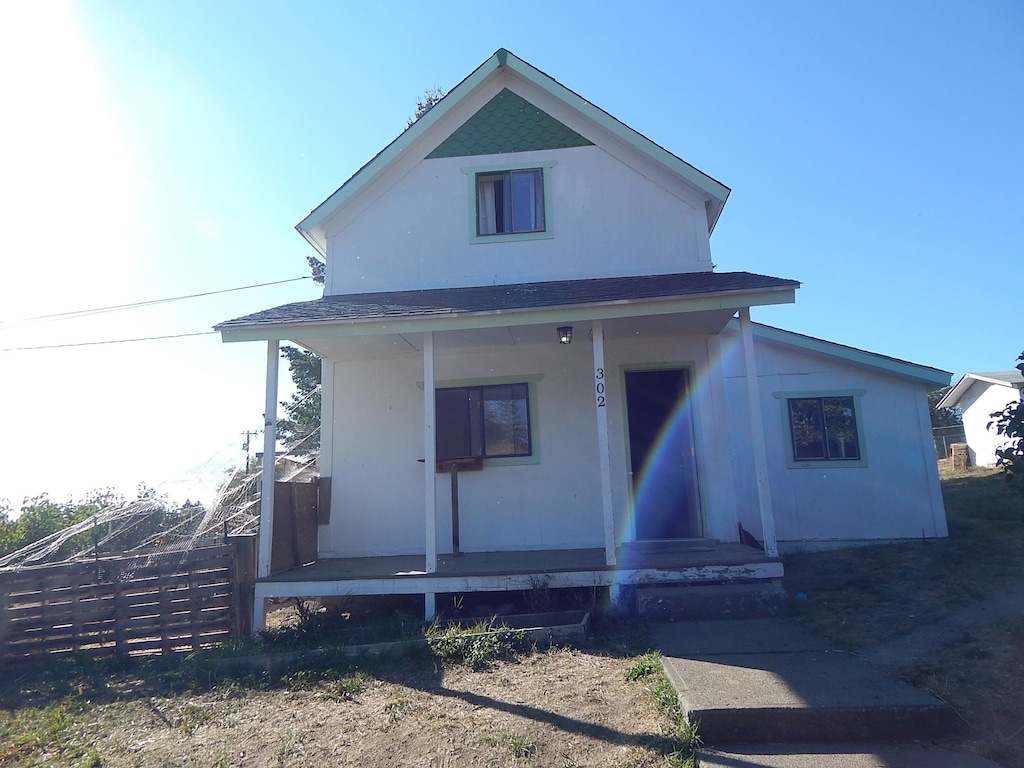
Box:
0, 390, 320, 570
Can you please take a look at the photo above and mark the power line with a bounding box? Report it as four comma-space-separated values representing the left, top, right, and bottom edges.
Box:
0, 275, 311, 328
2, 331, 217, 352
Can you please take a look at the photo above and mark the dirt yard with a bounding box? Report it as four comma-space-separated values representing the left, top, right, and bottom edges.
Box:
1, 628, 687, 768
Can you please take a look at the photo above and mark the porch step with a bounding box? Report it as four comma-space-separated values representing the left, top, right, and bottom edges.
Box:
650, 620, 960, 745
637, 582, 787, 620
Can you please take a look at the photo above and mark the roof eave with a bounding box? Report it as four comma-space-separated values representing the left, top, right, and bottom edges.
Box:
744, 322, 951, 388
217, 285, 796, 344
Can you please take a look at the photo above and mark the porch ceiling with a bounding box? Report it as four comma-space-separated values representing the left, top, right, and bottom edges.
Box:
297, 308, 739, 359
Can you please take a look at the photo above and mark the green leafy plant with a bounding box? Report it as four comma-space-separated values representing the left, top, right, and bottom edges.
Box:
625, 651, 701, 768
989, 352, 1024, 498
424, 620, 530, 670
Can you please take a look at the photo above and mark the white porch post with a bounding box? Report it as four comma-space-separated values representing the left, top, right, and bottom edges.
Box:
254, 339, 279, 633
738, 308, 779, 557
423, 332, 437, 575
592, 320, 617, 566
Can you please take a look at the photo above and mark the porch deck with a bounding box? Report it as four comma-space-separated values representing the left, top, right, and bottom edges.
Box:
255, 541, 782, 601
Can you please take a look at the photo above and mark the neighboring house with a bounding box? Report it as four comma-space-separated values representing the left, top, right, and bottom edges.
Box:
937, 371, 1024, 467
216, 50, 949, 628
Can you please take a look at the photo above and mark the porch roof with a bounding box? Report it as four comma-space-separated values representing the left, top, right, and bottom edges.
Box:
216, 270, 799, 342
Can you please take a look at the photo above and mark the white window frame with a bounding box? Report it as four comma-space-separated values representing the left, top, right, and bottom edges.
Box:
463, 161, 555, 244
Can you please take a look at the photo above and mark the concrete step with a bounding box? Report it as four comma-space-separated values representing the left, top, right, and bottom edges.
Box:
698, 743, 1003, 767
637, 582, 788, 620
650, 620, 960, 745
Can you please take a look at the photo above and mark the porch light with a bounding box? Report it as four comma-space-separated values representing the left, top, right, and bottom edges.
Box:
557, 326, 573, 345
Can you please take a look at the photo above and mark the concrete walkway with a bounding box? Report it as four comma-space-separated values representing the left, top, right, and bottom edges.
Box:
649, 619, 1003, 768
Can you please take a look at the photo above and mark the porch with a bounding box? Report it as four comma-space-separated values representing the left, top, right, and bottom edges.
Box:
253, 540, 782, 630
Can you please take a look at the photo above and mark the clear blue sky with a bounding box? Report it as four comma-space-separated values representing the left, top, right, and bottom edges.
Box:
1, 0, 1021, 508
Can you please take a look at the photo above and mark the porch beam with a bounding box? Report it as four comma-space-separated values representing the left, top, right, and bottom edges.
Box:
738, 308, 779, 557
423, 332, 437, 575
592, 320, 617, 565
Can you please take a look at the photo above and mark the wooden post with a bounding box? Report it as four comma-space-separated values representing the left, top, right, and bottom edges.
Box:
449, 461, 461, 556
592, 320, 617, 566
738, 308, 778, 557
228, 535, 257, 637
258, 339, 279, 580
423, 332, 437, 575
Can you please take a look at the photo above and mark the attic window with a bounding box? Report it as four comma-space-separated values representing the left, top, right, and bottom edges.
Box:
476, 169, 545, 236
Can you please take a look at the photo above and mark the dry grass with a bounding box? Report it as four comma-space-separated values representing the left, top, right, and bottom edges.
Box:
0, 622, 689, 768
784, 467, 1024, 766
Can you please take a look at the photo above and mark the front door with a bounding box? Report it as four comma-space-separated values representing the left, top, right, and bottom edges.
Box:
625, 368, 701, 540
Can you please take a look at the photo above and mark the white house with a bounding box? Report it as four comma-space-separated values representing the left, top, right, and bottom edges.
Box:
937, 370, 1024, 467
216, 50, 949, 628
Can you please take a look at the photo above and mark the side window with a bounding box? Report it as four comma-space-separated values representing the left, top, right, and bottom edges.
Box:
787, 396, 861, 461
436, 383, 532, 460
476, 169, 545, 236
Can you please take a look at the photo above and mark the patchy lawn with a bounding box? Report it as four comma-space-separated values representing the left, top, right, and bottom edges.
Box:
784, 467, 1024, 766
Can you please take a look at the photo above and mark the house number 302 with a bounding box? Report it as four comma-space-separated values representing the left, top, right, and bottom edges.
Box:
595, 367, 606, 407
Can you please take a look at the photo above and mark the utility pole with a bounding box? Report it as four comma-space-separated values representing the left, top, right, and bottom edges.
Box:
242, 430, 258, 471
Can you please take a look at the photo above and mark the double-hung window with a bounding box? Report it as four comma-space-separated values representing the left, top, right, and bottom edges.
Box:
476, 169, 545, 236
787, 396, 862, 461
436, 383, 532, 461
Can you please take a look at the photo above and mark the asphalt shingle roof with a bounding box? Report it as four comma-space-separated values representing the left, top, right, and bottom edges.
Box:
216, 271, 799, 331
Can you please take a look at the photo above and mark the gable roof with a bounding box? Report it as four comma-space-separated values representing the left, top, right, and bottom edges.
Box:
296, 49, 731, 256
216, 271, 797, 342
741, 322, 951, 388
937, 370, 1024, 409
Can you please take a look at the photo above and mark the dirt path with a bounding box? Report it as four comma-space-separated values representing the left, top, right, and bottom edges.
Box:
859, 579, 1024, 669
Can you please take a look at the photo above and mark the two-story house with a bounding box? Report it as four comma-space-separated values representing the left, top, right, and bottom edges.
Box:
217, 50, 949, 630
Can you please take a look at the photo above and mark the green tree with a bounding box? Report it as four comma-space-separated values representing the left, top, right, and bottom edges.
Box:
989, 352, 1024, 496
928, 386, 963, 429
277, 255, 325, 451
0, 490, 121, 557
406, 87, 446, 128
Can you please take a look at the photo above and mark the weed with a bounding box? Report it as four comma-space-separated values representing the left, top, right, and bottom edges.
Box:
383, 697, 410, 724
425, 621, 530, 670
176, 702, 213, 734
625, 651, 701, 768
484, 731, 536, 758
625, 651, 661, 681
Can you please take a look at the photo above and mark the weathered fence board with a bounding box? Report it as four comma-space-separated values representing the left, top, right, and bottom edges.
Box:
0, 536, 257, 663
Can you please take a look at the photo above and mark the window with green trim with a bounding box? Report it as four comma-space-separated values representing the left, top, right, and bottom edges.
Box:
787, 396, 861, 461
436, 383, 532, 460
476, 169, 545, 236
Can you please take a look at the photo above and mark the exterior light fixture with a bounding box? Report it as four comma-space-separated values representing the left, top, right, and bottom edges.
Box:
557, 326, 573, 345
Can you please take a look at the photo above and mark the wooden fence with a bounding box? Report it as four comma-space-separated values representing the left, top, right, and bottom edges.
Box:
0, 535, 256, 663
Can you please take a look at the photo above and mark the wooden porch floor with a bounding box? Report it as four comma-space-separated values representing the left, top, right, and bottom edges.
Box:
260, 541, 779, 588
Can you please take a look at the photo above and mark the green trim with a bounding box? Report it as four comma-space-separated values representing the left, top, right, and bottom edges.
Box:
219, 289, 797, 343
428, 89, 593, 159
418, 374, 543, 468
463, 161, 556, 244
774, 390, 869, 469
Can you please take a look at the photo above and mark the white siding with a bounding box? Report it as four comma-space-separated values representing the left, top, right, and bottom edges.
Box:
960, 382, 1022, 467
721, 331, 948, 544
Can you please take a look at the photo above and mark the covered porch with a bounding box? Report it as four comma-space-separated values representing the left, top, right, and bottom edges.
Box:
215, 272, 800, 630
254, 540, 782, 631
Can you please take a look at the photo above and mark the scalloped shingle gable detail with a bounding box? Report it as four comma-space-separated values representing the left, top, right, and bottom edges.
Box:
426, 88, 593, 159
